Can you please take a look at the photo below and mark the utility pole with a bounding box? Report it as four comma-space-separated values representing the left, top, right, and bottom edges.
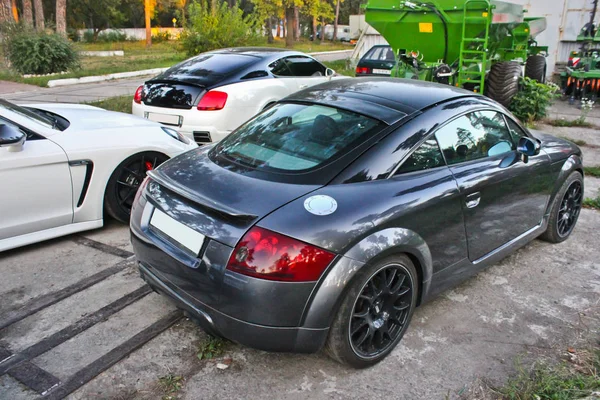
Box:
145, 0, 152, 48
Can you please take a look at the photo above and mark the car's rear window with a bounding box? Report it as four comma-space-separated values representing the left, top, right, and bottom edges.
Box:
364, 46, 395, 61
211, 103, 384, 173
158, 53, 256, 81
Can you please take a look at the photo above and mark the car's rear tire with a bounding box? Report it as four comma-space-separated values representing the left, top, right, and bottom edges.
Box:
104, 152, 168, 223
325, 254, 418, 368
486, 61, 522, 107
525, 55, 547, 83
539, 171, 583, 243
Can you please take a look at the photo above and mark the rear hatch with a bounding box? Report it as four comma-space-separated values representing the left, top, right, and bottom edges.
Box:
357, 46, 395, 75
141, 53, 258, 109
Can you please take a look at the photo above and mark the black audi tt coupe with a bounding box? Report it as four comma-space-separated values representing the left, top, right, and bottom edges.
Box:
131, 78, 583, 368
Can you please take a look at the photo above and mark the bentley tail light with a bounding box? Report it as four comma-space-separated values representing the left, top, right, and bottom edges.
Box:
197, 91, 228, 111
227, 227, 335, 282
134, 85, 144, 104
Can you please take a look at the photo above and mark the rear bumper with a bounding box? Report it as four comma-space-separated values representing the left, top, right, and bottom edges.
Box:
138, 262, 328, 353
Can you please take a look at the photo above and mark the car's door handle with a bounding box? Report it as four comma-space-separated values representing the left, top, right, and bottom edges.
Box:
465, 192, 481, 209
299, 84, 308, 89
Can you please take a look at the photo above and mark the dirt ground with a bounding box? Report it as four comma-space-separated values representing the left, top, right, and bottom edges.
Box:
0, 101, 598, 400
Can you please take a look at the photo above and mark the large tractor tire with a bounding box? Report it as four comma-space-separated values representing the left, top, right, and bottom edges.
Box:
486, 61, 522, 108
525, 55, 547, 83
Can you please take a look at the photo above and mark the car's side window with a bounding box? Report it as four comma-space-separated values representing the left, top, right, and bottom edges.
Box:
505, 116, 528, 146
435, 110, 515, 165
269, 58, 294, 77
395, 138, 445, 174
285, 56, 327, 77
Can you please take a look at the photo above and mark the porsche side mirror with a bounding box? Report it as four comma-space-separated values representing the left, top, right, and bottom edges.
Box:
326, 68, 335, 77
0, 124, 26, 152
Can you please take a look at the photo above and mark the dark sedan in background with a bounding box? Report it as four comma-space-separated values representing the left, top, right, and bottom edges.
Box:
355, 45, 395, 76
131, 78, 583, 368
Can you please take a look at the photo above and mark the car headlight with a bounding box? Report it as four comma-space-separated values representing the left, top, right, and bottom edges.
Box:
161, 127, 190, 145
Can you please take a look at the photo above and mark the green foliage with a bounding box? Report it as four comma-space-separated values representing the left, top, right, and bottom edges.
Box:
584, 166, 600, 178
197, 336, 226, 360
497, 348, 600, 399
509, 77, 559, 124
152, 31, 172, 43
180, 0, 262, 56
82, 30, 130, 43
158, 374, 184, 397
4, 31, 80, 75
583, 196, 600, 209
323, 59, 353, 76
548, 118, 593, 128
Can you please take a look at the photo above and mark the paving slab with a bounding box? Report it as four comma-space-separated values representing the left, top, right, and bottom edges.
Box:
548, 100, 600, 126
0, 238, 123, 315
1, 266, 144, 352
0, 81, 41, 96
0, 375, 38, 400
33, 293, 175, 381
81, 220, 133, 254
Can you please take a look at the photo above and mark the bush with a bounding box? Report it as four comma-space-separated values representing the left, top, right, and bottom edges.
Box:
180, 0, 261, 56
509, 77, 559, 124
5, 31, 79, 75
152, 31, 172, 43
81, 30, 129, 43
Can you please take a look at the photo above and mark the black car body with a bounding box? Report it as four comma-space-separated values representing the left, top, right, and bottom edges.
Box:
355, 45, 395, 76
131, 78, 583, 367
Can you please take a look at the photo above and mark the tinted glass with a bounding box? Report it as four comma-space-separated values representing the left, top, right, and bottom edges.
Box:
286, 57, 326, 76
505, 117, 527, 146
0, 99, 54, 129
157, 54, 256, 83
396, 138, 444, 174
212, 103, 384, 173
435, 111, 515, 165
364, 46, 395, 61
269, 58, 294, 76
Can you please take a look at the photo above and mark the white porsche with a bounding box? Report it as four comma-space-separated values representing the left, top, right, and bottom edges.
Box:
132, 48, 339, 144
0, 99, 197, 252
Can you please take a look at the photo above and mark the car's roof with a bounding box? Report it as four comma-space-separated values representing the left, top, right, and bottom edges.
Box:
209, 47, 304, 58
284, 78, 481, 124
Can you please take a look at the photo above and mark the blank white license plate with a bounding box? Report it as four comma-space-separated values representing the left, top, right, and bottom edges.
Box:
373, 69, 391, 75
150, 209, 205, 254
145, 112, 181, 126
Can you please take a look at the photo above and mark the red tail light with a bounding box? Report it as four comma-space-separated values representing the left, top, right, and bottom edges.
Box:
198, 91, 228, 111
134, 85, 144, 104
355, 66, 371, 75
227, 227, 335, 282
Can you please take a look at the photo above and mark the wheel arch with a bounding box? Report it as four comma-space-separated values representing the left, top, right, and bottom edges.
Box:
545, 154, 583, 216
300, 227, 433, 329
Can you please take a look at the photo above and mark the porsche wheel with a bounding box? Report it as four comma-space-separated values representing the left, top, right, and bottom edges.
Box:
540, 171, 583, 243
104, 152, 168, 223
326, 254, 418, 368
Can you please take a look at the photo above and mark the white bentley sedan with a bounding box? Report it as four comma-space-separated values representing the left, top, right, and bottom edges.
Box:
0, 99, 196, 252
132, 48, 338, 144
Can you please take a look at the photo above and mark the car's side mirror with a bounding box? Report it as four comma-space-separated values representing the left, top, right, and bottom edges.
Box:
326, 68, 335, 77
0, 124, 26, 152
517, 136, 541, 156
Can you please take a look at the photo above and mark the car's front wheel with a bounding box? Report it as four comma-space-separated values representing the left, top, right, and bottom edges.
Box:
104, 152, 168, 223
540, 171, 583, 243
325, 254, 418, 368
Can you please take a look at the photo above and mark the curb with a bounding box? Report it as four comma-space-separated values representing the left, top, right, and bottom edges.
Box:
47, 68, 169, 88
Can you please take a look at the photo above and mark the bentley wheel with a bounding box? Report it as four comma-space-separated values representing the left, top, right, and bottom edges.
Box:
540, 171, 583, 243
104, 152, 168, 223
326, 254, 418, 368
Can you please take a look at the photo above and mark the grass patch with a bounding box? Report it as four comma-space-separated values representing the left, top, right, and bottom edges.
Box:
584, 166, 600, 178
493, 347, 600, 399
158, 374, 184, 400
547, 118, 594, 128
87, 95, 133, 114
323, 59, 355, 77
583, 196, 600, 209
197, 336, 227, 360
558, 136, 588, 146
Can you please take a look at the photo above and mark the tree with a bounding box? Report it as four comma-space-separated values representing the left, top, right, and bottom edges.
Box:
332, 0, 340, 41
67, 0, 125, 40
0, 0, 12, 23
33, 0, 44, 30
145, 0, 152, 47
56, 0, 66, 35
22, 0, 33, 26
251, 0, 282, 43
303, 0, 332, 42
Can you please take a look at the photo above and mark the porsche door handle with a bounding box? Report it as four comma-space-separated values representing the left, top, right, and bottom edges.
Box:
465, 192, 481, 209
299, 84, 309, 89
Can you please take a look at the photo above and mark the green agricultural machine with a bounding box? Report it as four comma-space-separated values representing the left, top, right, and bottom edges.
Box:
561, 0, 600, 103
364, 0, 549, 106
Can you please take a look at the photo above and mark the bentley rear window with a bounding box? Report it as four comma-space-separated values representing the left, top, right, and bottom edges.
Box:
212, 103, 384, 173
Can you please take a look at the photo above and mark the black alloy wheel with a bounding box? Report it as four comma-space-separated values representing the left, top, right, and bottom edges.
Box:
349, 264, 414, 358
105, 152, 168, 223
557, 180, 582, 238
